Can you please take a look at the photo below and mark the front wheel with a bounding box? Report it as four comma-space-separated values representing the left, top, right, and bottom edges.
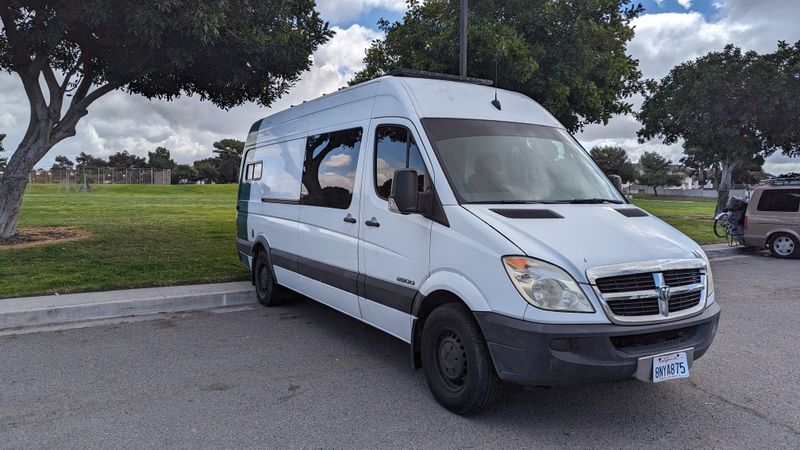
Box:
421, 303, 501, 414
769, 233, 799, 259
253, 250, 289, 306
713, 213, 730, 238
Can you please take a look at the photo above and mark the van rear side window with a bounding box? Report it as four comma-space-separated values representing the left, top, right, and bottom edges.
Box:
757, 189, 800, 212
245, 162, 262, 181
301, 127, 363, 209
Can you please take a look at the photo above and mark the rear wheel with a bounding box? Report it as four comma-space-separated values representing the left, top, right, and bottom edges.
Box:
768, 233, 799, 259
713, 213, 730, 238
421, 303, 501, 414
253, 250, 289, 306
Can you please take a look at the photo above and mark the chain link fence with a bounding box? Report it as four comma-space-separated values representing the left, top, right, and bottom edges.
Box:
25, 168, 172, 185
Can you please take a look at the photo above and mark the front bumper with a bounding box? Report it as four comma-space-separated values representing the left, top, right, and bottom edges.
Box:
475, 302, 720, 386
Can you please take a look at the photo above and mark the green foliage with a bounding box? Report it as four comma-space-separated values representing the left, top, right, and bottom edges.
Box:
637, 151, 681, 195
589, 145, 635, 182
172, 164, 199, 184
0, 1, 332, 110
637, 43, 800, 209
352, 0, 644, 132
212, 139, 245, 183
147, 147, 177, 170
108, 150, 147, 168
194, 159, 220, 182
51, 155, 74, 170
75, 152, 108, 169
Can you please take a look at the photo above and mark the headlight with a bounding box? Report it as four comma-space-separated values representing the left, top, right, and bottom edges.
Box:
502, 257, 595, 312
700, 252, 715, 301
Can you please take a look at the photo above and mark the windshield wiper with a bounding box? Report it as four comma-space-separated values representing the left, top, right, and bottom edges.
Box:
560, 198, 624, 204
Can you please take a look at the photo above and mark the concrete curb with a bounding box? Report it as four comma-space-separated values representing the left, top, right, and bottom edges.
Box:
701, 243, 756, 260
0, 282, 256, 331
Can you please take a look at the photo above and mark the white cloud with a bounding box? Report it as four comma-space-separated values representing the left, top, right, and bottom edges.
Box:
316, 0, 406, 24
677, 0, 692, 9
0, 24, 380, 167
323, 153, 353, 168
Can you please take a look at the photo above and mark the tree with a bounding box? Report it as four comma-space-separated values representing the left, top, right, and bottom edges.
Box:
194, 159, 220, 182
212, 139, 245, 183
637, 151, 681, 196
108, 150, 147, 169
638, 43, 800, 212
0, 134, 6, 172
75, 152, 107, 169
171, 164, 198, 184
0, 1, 332, 238
51, 155, 74, 170
147, 147, 177, 170
352, 0, 644, 132
589, 145, 635, 183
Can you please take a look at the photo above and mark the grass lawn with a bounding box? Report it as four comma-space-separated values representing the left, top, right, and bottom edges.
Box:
0, 184, 248, 298
631, 195, 725, 245
0, 186, 723, 299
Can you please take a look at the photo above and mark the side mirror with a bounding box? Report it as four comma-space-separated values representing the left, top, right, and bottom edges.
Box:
609, 174, 623, 192
389, 169, 419, 214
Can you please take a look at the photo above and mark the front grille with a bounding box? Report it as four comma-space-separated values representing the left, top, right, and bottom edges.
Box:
596, 273, 656, 293
611, 325, 698, 352
606, 290, 702, 317
663, 269, 702, 286
668, 290, 703, 312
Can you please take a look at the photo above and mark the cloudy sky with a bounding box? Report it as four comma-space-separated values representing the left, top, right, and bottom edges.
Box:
1, 0, 799, 174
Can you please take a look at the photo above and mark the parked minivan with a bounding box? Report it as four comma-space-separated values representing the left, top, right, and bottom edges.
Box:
235, 71, 720, 414
743, 177, 800, 258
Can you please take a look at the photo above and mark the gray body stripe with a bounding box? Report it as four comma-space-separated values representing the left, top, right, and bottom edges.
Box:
270, 249, 416, 314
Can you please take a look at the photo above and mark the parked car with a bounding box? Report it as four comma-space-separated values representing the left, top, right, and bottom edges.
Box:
743, 177, 800, 258
235, 70, 720, 414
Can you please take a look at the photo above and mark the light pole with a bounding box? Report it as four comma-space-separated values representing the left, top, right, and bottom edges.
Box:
459, 0, 467, 77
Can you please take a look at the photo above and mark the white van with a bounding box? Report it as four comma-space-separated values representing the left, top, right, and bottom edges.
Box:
235, 71, 720, 414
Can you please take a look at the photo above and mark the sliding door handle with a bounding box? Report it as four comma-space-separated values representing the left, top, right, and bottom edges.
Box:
365, 217, 380, 227
343, 214, 357, 224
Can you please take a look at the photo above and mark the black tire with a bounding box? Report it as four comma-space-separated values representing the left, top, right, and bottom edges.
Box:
421, 303, 501, 414
713, 214, 730, 238
768, 233, 799, 259
253, 250, 289, 306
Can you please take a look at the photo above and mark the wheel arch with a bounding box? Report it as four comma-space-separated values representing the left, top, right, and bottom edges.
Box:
251, 234, 275, 285
409, 272, 493, 369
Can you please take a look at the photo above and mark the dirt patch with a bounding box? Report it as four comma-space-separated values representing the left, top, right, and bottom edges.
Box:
0, 227, 90, 249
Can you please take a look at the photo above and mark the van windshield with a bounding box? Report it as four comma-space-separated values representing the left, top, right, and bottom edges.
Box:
422, 119, 624, 204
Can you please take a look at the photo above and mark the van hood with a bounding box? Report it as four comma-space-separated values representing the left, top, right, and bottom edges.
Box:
463, 204, 704, 283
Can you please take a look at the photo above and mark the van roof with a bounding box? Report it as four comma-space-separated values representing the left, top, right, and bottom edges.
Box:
247, 75, 563, 147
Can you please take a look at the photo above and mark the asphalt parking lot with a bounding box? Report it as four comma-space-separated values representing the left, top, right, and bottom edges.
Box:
1, 253, 798, 448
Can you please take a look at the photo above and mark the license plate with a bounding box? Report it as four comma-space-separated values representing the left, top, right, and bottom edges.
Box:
652, 351, 689, 383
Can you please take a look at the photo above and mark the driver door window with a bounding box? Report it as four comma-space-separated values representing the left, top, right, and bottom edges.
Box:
374, 126, 429, 199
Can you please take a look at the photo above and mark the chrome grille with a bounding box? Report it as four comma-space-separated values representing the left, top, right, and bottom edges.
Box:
586, 259, 707, 324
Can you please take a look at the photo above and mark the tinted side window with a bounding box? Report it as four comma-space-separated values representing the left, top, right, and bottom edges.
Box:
301, 127, 363, 209
375, 126, 429, 199
757, 189, 800, 212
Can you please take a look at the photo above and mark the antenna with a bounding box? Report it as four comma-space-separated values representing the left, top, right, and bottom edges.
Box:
491, 54, 501, 110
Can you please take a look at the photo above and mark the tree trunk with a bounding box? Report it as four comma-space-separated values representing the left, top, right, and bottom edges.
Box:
715, 160, 737, 214
653, 186, 658, 196
0, 140, 50, 238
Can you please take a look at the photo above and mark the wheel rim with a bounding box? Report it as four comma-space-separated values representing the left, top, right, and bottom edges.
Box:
435, 330, 468, 391
256, 261, 270, 297
773, 236, 795, 256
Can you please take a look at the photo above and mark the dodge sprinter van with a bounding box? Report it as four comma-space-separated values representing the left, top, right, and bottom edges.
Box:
235, 71, 720, 414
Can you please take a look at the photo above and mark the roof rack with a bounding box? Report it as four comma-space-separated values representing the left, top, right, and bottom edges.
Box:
763, 174, 800, 186
390, 68, 493, 86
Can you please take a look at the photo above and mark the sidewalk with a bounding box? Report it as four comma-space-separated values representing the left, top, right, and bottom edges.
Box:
0, 282, 256, 332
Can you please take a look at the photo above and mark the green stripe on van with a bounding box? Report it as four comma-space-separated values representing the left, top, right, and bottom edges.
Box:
236, 182, 251, 240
